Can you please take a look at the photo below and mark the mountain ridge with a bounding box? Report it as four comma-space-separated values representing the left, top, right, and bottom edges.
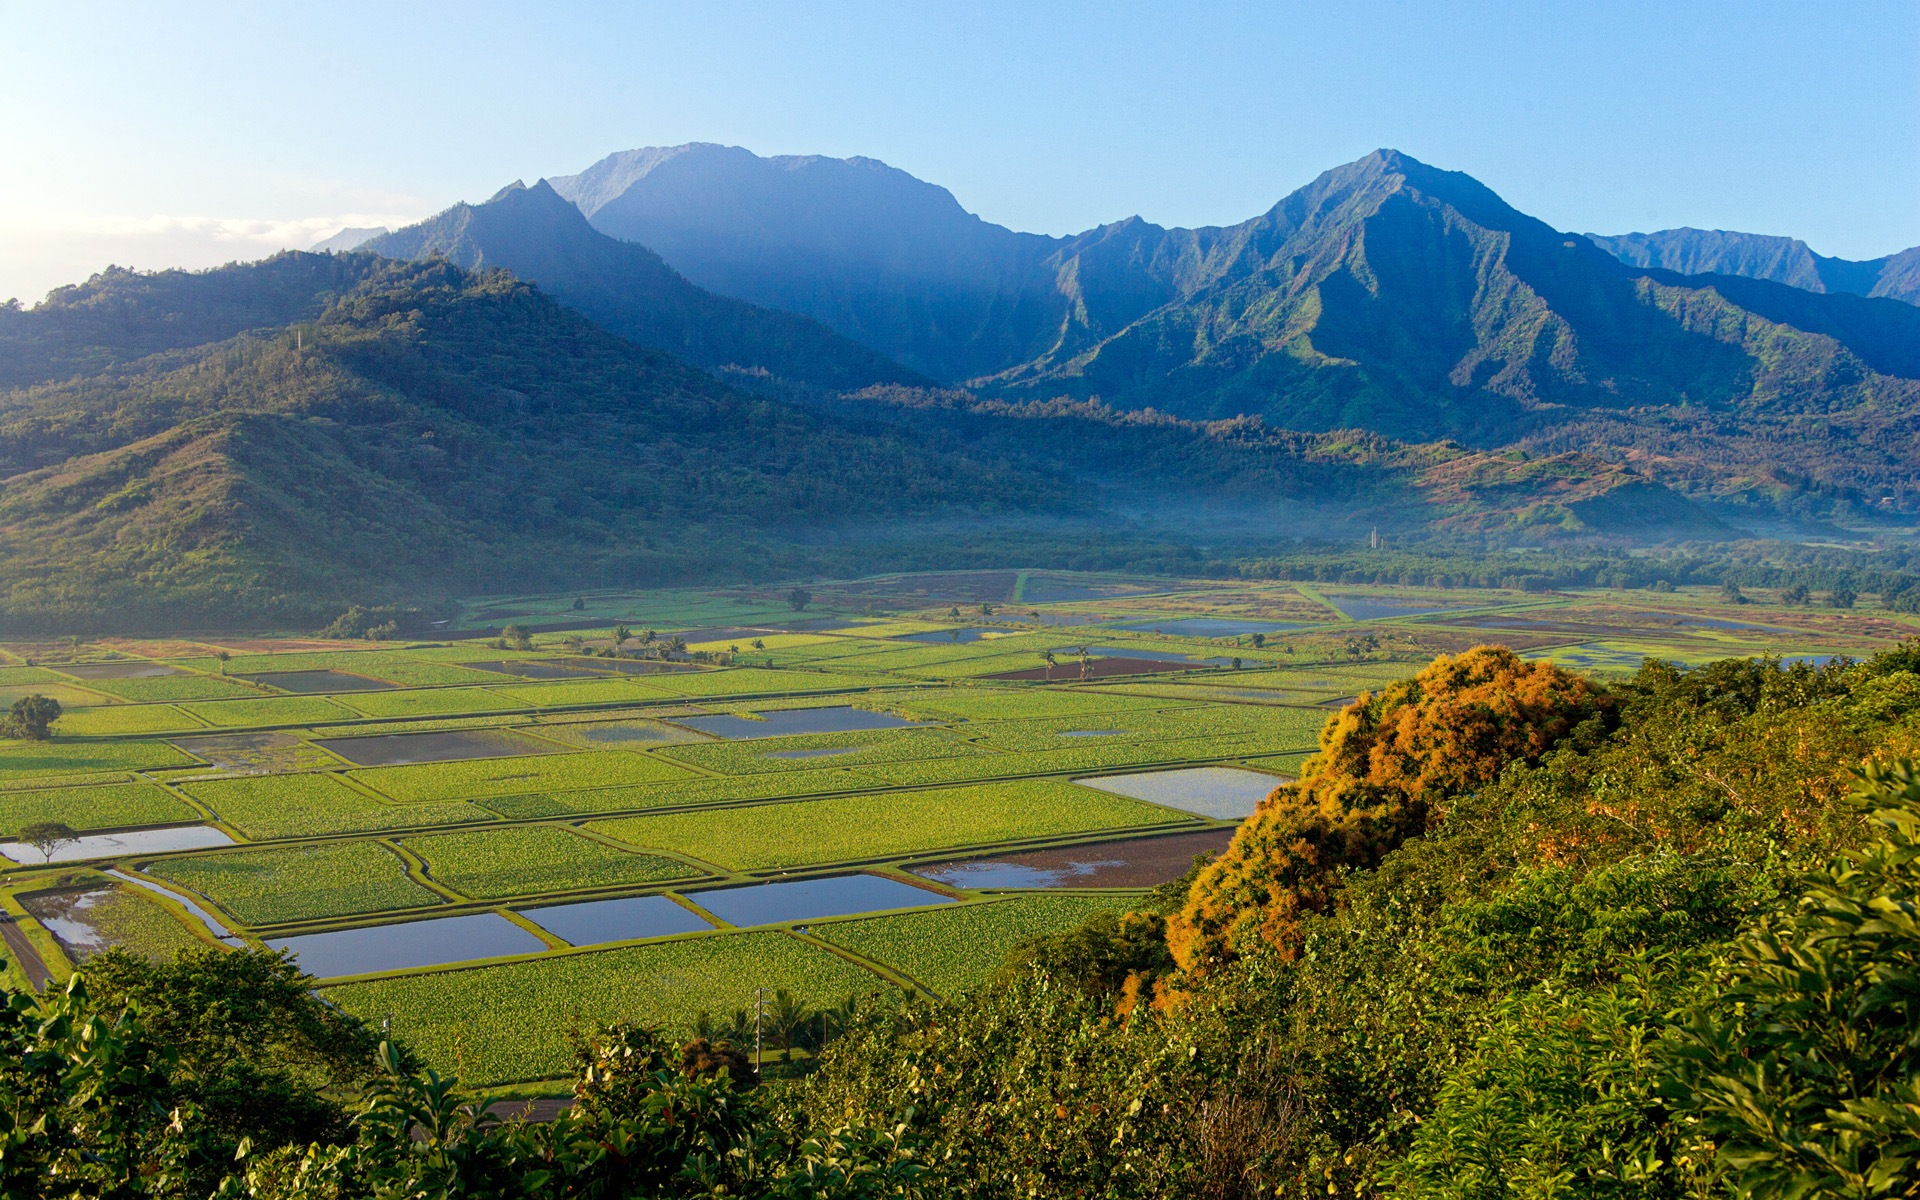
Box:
1586, 227, 1920, 305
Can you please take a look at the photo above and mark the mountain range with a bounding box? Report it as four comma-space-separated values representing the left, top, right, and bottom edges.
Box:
1, 145, 1915, 627
1585, 228, 1920, 305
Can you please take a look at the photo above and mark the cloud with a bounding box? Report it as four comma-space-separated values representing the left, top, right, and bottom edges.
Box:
0, 210, 426, 304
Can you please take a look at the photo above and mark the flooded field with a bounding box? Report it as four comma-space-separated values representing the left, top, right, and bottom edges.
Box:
554, 657, 693, 675
520, 894, 713, 946
674, 706, 923, 739
313, 729, 553, 767
912, 827, 1238, 889
55, 661, 184, 679
2, 824, 235, 864
686, 874, 955, 926
239, 670, 397, 693
267, 912, 547, 978
1075, 767, 1285, 819
1324, 593, 1485, 621
986, 656, 1210, 681
895, 627, 997, 643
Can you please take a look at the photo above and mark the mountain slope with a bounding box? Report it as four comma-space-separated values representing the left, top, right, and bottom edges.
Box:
551, 144, 1068, 381
1587, 228, 1920, 305
361, 180, 922, 389
0, 260, 1043, 629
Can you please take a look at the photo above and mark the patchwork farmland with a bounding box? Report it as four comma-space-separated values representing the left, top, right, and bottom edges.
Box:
1, 569, 1903, 1088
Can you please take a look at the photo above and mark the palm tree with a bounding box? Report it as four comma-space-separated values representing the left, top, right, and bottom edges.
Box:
762, 989, 815, 1063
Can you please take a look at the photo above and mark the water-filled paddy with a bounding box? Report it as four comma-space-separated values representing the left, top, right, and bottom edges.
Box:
314, 728, 552, 767
912, 827, 1238, 889
107, 869, 244, 945
554, 657, 694, 675
2, 823, 235, 864
674, 706, 923, 739
1074, 766, 1284, 819
686, 874, 955, 926
56, 661, 184, 679
520, 894, 713, 946
240, 669, 397, 692
266, 912, 547, 978
1323, 593, 1481, 620
1081, 646, 1244, 666
895, 627, 996, 643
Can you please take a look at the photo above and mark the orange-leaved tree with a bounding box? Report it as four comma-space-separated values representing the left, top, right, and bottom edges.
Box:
1166, 645, 1613, 973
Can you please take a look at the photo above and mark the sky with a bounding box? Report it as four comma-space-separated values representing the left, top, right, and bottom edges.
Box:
1, 1, 1915, 303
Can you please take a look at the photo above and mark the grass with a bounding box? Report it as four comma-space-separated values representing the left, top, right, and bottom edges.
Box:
178, 696, 363, 728
52, 705, 198, 736
182, 773, 494, 840
402, 826, 700, 899
812, 895, 1126, 997
145, 840, 443, 925
0, 781, 199, 837
587, 780, 1188, 871
324, 931, 882, 1085
353, 750, 695, 804
0, 739, 194, 779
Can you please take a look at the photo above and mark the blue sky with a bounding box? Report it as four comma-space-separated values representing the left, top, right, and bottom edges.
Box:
1, 1, 1914, 301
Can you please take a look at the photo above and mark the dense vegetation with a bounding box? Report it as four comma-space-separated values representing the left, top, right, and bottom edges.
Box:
6, 645, 1919, 1197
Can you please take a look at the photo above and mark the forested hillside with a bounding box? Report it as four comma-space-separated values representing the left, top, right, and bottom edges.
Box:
10, 646, 1919, 1197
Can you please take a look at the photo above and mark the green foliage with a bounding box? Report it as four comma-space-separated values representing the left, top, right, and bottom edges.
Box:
815, 896, 1128, 998
146, 840, 442, 925
180, 695, 362, 728
0, 735, 193, 777
1, 692, 62, 739
400, 825, 699, 899
1661, 761, 1920, 1198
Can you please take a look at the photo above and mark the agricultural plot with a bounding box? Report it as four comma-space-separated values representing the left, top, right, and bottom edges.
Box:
402, 826, 700, 899
0, 683, 116, 709
532, 716, 710, 749
52, 705, 198, 736
23, 884, 209, 964
482, 767, 889, 819
649, 668, 898, 697
483, 679, 682, 708
183, 773, 493, 840
353, 749, 695, 804
0, 780, 199, 837
886, 688, 1175, 722
338, 688, 526, 719
657, 728, 990, 775
324, 931, 881, 1085
178, 696, 364, 728
0, 666, 68, 686
588, 780, 1190, 871
69, 674, 264, 702
813, 894, 1126, 997
0, 738, 194, 779
145, 840, 442, 925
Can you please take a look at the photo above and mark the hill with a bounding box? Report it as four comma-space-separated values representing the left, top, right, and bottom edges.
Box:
359, 180, 922, 390
1587, 227, 1920, 305
0, 260, 1046, 630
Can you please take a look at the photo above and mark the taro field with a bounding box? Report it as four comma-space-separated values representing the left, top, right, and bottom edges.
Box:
3, 571, 1898, 1081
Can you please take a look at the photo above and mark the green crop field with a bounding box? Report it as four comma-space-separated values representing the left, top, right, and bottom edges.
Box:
182, 773, 494, 840
52, 705, 198, 736
0, 780, 199, 837
813, 895, 1126, 997
337, 688, 526, 719
0, 666, 67, 686
402, 826, 701, 899
588, 780, 1189, 871
483, 679, 681, 708
178, 696, 365, 728
145, 840, 443, 925
353, 749, 696, 804
657, 728, 990, 776
324, 931, 882, 1085
0, 739, 194, 779
66, 885, 210, 963
67, 674, 263, 702
483, 767, 888, 819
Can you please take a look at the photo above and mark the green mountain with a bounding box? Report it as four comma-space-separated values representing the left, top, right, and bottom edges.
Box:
1587, 227, 1920, 305
359, 180, 920, 390
0, 255, 1721, 630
